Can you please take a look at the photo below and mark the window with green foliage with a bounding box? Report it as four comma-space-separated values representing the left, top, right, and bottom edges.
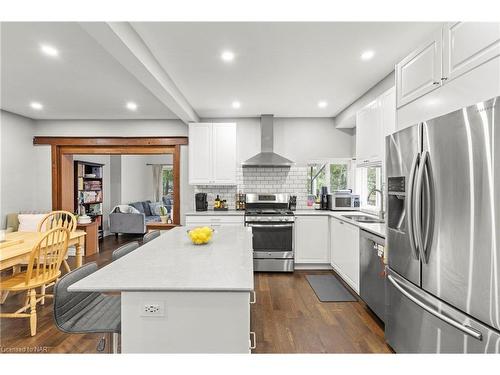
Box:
162, 166, 174, 196
330, 164, 348, 192
308, 161, 351, 196
356, 165, 382, 209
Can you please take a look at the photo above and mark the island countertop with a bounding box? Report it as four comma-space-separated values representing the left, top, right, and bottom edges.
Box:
69, 226, 254, 293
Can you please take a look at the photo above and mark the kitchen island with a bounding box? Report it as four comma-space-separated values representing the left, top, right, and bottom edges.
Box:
69, 226, 254, 353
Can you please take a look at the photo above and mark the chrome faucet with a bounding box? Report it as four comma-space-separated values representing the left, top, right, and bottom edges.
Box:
367, 188, 385, 220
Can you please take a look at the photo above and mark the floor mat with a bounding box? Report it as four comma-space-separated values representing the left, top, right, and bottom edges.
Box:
305, 274, 357, 302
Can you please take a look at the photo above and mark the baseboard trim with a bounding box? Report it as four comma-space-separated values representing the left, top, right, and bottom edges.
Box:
294, 263, 332, 270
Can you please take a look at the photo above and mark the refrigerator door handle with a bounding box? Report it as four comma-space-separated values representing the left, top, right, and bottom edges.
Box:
407, 153, 420, 260
387, 275, 483, 341
415, 151, 428, 263
422, 153, 435, 262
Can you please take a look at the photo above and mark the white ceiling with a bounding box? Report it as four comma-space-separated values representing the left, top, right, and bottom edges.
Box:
0, 22, 441, 121
131, 22, 441, 118
0, 22, 178, 120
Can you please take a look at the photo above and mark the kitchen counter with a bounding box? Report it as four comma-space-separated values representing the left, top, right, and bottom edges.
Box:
69, 226, 254, 353
294, 210, 386, 238
69, 226, 253, 292
185, 210, 245, 216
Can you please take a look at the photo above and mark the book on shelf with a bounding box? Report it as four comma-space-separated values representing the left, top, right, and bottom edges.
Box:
78, 177, 84, 190
83, 180, 102, 190
80, 190, 103, 204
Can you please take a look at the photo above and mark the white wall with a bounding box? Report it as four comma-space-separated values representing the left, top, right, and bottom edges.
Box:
109, 155, 122, 209
273, 117, 353, 164
202, 117, 354, 165
30, 120, 189, 222
0, 110, 51, 228
33, 119, 187, 137
6, 117, 353, 224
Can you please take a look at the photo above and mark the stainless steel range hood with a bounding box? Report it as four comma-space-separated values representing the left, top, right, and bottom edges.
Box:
242, 114, 294, 168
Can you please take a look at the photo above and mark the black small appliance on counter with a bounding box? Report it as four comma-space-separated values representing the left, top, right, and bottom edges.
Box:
320, 186, 329, 210
195, 193, 208, 211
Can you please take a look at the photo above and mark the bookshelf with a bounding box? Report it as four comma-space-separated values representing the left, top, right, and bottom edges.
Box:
74, 160, 104, 239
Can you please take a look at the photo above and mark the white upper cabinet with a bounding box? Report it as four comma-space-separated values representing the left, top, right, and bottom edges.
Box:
188, 123, 213, 184
188, 122, 237, 185
442, 22, 500, 83
356, 100, 381, 164
355, 87, 396, 165
212, 123, 237, 184
396, 28, 442, 108
378, 88, 396, 163
379, 88, 396, 137
295, 216, 330, 264
396, 23, 500, 110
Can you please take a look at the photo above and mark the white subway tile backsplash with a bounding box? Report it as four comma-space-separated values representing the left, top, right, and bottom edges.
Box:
194, 166, 311, 210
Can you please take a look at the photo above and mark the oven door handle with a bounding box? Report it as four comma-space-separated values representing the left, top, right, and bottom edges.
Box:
246, 223, 294, 228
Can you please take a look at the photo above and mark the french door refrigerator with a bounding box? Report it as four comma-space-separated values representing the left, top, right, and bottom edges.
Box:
385, 96, 500, 353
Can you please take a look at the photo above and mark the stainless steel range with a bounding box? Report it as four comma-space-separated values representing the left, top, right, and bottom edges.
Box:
245, 193, 294, 272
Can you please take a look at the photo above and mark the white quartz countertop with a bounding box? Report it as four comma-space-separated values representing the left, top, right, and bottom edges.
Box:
69, 226, 254, 292
185, 210, 245, 216
294, 210, 386, 238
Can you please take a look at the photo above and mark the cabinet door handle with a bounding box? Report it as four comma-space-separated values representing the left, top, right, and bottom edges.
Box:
250, 332, 257, 350
441, 77, 448, 81
432, 81, 440, 85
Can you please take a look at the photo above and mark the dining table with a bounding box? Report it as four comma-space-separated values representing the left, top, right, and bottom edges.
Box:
0, 230, 86, 303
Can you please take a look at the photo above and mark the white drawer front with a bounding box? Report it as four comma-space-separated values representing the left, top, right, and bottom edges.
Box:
186, 215, 244, 226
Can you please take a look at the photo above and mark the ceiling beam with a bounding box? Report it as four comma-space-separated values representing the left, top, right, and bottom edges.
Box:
80, 22, 199, 124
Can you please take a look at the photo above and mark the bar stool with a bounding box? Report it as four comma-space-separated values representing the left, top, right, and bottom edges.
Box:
53, 262, 121, 353
112, 241, 139, 261
143, 230, 160, 244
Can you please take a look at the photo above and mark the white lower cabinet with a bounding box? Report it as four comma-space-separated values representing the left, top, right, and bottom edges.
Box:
185, 215, 244, 227
330, 218, 360, 294
294, 216, 330, 264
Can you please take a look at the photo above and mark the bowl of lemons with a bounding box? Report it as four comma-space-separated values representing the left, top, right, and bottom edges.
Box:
187, 226, 214, 245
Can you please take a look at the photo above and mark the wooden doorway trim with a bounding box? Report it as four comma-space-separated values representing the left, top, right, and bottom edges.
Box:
34, 137, 188, 226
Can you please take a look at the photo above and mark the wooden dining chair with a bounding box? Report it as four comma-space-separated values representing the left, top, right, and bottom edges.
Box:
0, 227, 70, 336
37, 210, 77, 273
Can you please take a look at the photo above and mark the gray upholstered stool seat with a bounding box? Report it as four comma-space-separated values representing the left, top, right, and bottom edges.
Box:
112, 241, 139, 261
143, 230, 160, 244
53, 262, 121, 351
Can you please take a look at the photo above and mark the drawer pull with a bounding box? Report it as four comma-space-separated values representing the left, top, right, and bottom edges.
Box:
250, 290, 256, 304
250, 332, 256, 350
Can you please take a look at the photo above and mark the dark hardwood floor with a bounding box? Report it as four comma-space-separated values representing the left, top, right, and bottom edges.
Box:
0, 235, 392, 354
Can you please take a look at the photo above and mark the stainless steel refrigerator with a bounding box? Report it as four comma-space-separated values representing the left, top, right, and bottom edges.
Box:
385, 97, 500, 353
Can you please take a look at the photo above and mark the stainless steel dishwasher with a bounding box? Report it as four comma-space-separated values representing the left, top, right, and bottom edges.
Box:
360, 230, 386, 322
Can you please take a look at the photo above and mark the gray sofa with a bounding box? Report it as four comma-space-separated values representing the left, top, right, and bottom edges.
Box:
109, 197, 172, 236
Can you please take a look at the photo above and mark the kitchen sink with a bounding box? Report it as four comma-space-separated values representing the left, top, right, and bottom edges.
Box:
341, 215, 385, 224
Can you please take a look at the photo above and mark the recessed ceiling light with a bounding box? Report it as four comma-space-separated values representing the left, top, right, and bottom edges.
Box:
361, 50, 375, 61
318, 100, 328, 108
30, 101, 43, 110
126, 102, 138, 111
40, 44, 59, 57
232, 101, 241, 109
221, 50, 235, 62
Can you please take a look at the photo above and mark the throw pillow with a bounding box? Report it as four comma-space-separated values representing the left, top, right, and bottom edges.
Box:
18, 213, 47, 232
142, 200, 152, 216
130, 202, 145, 214
128, 206, 140, 214
148, 202, 165, 216
115, 205, 140, 214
